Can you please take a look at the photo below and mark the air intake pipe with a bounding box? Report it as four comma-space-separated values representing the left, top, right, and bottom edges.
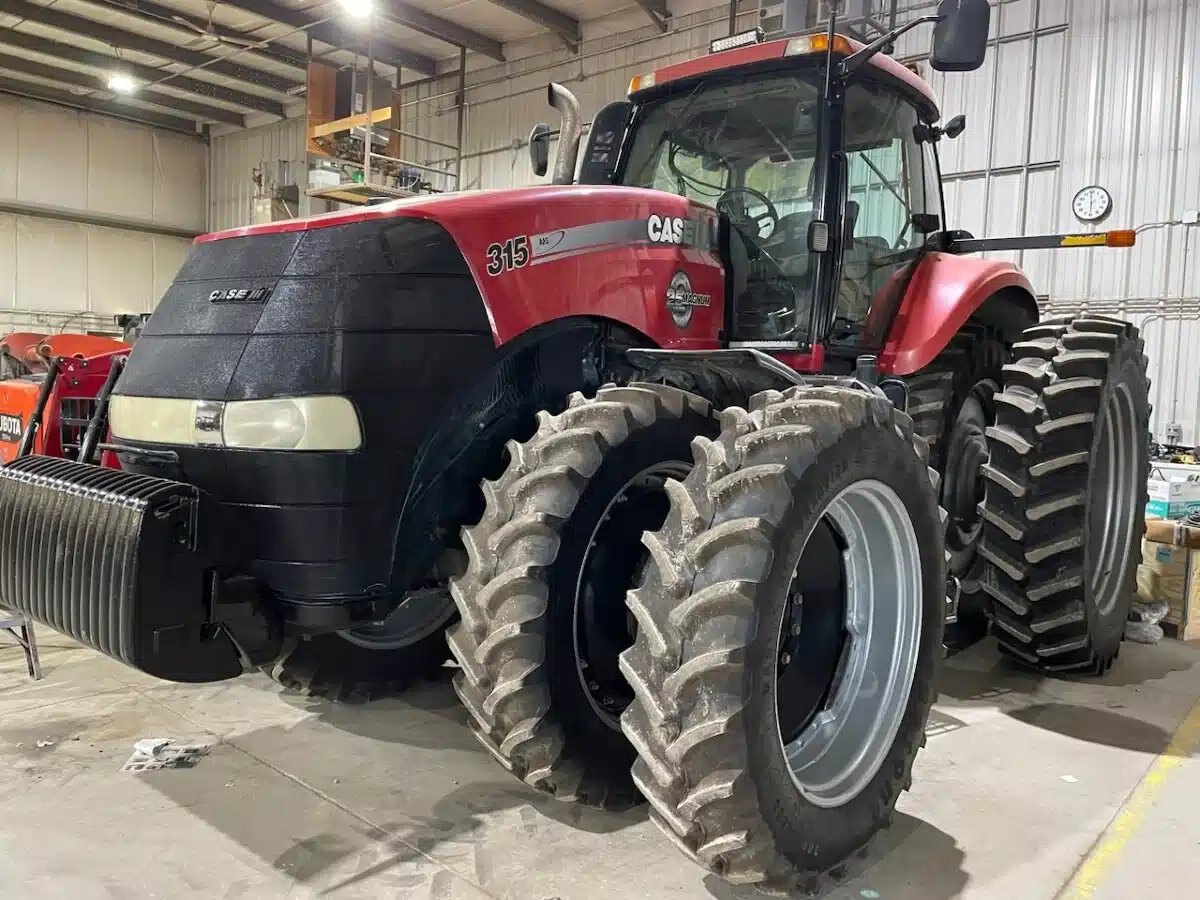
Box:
548, 82, 582, 185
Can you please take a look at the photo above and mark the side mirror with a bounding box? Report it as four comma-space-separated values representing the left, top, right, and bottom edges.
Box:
930, 0, 991, 72
943, 114, 967, 139
912, 213, 941, 234
529, 123, 552, 178
578, 101, 632, 185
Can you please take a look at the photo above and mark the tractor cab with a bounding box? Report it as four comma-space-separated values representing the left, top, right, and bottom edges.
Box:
531, 0, 991, 368
617, 54, 942, 354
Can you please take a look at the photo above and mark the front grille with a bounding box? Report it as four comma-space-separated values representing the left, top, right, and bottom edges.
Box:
59, 396, 98, 459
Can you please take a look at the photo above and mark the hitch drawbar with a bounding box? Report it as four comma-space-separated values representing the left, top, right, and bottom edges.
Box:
0, 457, 279, 682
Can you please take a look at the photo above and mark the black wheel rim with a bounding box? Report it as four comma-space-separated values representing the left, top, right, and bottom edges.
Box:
943, 379, 997, 573
573, 461, 691, 730
777, 519, 847, 744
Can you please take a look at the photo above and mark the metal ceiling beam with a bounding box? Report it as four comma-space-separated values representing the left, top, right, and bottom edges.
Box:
216, 0, 438, 75
0, 73, 200, 135
488, 0, 580, 52
380, 2, 504, 61
94, 0, 310, 70
0, 0, 296, 93
0, 51, 246, 125
633, 0, 669, 32
0, 29, 287, 116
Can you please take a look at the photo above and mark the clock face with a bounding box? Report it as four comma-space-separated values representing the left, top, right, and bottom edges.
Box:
1073, 185, 1113, 223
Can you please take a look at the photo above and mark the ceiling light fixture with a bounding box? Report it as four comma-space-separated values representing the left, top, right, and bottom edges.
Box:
107, 73, 137, 94
338, 0, 371, 18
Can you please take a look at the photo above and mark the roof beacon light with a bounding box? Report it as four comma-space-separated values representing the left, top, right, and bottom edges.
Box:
786, 33, 854, 56
628, 72, 656, 95
709, 28, 764, 54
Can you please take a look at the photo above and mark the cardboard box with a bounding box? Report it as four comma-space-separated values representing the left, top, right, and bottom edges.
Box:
1146, 478, 1200, 519
1139, 535, 1200, 640
1137, 565, 1186, 605
1140, 538, 1189, 575
1145, 517, 1200, 548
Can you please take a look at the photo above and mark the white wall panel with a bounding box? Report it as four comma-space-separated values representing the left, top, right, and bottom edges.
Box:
1, 94, 205, 230
0, 94, 205, 330
14, 100, 89, 210
1028, 29, 1065, 165
208, 116, 306, 231
990, 39, 1032, 170
15, 217, 88, 314
0, 215, 14, 311
88, 228, 156, 316
87, 117, 157, 223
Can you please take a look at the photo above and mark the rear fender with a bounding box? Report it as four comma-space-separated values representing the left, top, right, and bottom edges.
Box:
388, 316, 653, 595
880, 252, 1038, 375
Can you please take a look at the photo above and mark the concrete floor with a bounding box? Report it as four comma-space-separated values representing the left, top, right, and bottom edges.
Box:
2, 634, 1198, 900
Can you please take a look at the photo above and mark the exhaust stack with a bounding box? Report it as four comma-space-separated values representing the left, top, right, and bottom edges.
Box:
548, 82, 582, 185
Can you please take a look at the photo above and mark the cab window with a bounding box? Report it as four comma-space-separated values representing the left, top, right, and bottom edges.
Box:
836, 84, 941, 345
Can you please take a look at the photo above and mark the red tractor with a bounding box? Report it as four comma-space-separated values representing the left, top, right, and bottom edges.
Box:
0, 0, 1149, 890
0, 331, 132, 468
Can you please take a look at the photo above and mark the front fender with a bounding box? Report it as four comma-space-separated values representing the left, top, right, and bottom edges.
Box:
880, 252, 1037, 375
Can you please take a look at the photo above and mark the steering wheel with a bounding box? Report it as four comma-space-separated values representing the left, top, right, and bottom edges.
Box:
717, 186, 781, 241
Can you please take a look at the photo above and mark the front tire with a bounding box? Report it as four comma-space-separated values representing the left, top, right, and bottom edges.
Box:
267, 593, 454, 701
620, 386, 945, 891
448, 384, 716, 808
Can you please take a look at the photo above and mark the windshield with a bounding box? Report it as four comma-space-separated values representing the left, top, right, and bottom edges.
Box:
621, 73, 823, 208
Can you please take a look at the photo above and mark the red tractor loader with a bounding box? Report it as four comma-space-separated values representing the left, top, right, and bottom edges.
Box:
0, 0, 1148, 890
0, 331, 131, 468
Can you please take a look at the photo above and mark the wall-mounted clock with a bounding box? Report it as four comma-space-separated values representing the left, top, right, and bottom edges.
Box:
1072, 185, 1113, 224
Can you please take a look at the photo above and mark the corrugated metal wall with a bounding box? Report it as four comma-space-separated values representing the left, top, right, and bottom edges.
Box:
0, 94, 205, 334
394, 1, 758, 191
891, 0, 1200, 445
207, 115, 307, 232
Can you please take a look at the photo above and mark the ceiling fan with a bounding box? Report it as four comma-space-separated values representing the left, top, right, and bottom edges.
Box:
173, 1, 269, 50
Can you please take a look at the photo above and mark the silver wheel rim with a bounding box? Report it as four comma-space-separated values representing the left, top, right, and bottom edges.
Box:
1089, 383, 1139, 616
778, 479, 923, 808
338, 588, 456, 650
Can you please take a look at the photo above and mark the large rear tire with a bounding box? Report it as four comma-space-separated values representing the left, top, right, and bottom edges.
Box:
619, 386, 945, 891
907, 325, 1006, 649
978, 315, 1150, 674
448, 384, 716, 809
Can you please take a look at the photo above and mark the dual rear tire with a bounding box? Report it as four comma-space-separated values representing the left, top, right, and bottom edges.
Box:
449, 381, 947, 889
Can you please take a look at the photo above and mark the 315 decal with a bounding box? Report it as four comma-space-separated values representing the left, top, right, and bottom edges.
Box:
486, 236, 530, 275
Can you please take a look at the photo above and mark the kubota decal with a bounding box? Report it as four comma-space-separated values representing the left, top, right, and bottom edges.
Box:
0, 413, 22, 443
486, 236, 531, 275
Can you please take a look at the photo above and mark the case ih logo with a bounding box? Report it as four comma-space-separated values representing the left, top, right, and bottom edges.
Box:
665, 271, 711, 328
209, 286, 273, 303
0, 413, 23, 443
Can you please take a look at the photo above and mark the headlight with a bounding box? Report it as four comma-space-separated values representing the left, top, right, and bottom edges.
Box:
223, 397, 361, 450
109, 395, 362, 451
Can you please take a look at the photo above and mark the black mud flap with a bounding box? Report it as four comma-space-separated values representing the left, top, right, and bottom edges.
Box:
0, 457, 249, 682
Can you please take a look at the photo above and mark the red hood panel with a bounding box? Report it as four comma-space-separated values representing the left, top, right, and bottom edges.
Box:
199, 186, 727, 350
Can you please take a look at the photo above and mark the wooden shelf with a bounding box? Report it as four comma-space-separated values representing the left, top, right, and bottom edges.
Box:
305, 182, 417, 205
307, 107, 392, 140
